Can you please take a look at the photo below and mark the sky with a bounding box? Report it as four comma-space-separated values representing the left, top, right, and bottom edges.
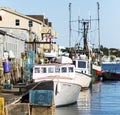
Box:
0, 0, 120, 49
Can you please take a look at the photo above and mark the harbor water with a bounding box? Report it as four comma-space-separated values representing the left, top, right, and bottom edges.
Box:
56, 81, 120, 115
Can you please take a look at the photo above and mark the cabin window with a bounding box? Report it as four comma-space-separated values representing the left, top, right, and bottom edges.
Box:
69, 67, 73, 72
41, 67, 46, 73
48, 67, 54, 73
55, 67, 60, 73
15, 19, 20, 26
35, 68, 40, 73
78, 61, 86, 68
62, 67, 67, 73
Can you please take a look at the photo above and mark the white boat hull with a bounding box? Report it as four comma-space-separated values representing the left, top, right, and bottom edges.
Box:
54, 81, 81, 107
34, 80, 81, 107
75, 72, 91, 89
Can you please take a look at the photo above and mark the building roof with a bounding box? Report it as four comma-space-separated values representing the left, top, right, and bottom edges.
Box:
0, 7, 47, 26
27, 15, 52, 27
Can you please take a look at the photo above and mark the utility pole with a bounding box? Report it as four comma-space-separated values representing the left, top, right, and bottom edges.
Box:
29, 20, 33, 50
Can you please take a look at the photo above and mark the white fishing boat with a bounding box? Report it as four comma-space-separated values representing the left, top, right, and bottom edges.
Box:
73, 58, 92, 89
32, 61, 82, 107
56, 56, 92, 89
92, 62, 102, 82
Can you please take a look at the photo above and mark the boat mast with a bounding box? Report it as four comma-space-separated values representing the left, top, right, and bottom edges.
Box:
83, 21, 89, 53
69, 3, 72, 48
78, 16, 80, 40
97, 2, 101, 63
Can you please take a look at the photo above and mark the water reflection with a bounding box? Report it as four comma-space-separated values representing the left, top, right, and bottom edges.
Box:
56, 81, 120, 115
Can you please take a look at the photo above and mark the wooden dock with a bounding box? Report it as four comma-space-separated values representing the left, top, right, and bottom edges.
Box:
0, 83, 56, 115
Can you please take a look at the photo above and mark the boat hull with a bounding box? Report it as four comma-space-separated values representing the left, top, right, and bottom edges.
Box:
54, 81, 81, 107
102, 72, 120, 81
92, 64, 102, 83
28, 80, 81, 107
75, 72, 91, 89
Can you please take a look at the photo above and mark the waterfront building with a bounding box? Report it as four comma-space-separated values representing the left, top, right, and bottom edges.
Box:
0, 7, 58, 59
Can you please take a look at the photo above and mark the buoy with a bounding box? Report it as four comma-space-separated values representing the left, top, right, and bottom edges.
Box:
3, 61, 10, 73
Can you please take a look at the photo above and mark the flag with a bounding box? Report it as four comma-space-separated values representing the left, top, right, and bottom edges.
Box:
46, 34, 52, 40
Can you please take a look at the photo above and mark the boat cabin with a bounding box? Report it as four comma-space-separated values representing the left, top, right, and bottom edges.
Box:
73, 59, 89, 74
33, 63, 75, 82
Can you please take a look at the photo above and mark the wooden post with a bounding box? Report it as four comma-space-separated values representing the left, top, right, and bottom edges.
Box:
31, 104, 56, 115
0, 98, 4, 115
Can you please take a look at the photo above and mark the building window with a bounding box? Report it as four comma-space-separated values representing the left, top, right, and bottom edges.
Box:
29, 20, 33, 27
15, 19, 20, 26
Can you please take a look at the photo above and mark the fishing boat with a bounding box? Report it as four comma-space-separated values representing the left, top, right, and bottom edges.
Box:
32, 58, 82, 107
67, 3, 93, 89
101, 62, 120, 81
101, 71, 120, 81
56, 55, 92, 89
92, 62, 102, 82
73, 57, 92, 89
56, 56, 92, 89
